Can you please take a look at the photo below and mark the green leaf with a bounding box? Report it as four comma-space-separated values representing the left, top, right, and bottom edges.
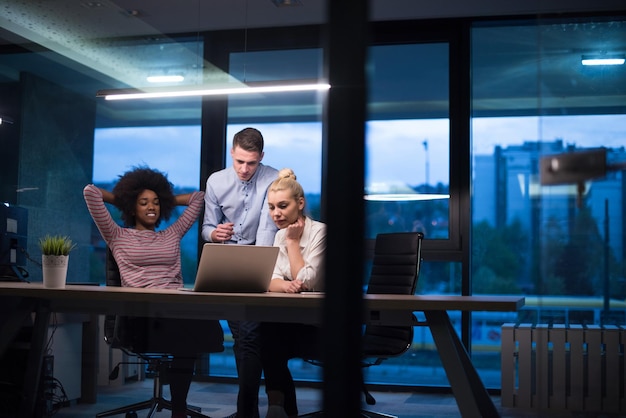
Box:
38, 234, 77, 256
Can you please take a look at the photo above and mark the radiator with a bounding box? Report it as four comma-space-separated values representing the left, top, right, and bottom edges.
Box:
501, 323, 625, 414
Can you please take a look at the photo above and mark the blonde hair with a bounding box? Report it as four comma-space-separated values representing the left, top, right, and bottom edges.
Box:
269, 168, 305, 204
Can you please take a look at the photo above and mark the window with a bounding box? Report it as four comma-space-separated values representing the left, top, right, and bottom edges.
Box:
471, 18, 626, 308
362, 41, 457, 387
91, 125, 202, 284
365, 43, 451, 240
225, 122, 323, 219
206, 48, 326, 379
471, 17, 626, 387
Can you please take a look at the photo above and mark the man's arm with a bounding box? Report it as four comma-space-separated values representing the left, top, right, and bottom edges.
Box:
201, 180, 218, 242
255, 167, 280, 245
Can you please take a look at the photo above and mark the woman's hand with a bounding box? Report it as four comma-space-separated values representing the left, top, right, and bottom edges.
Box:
284, 216, 305, 243
275, 279, 306, 294
100, 188, 115, 204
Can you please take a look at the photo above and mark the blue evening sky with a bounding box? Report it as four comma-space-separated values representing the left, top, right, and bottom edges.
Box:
93, 115, 625, 192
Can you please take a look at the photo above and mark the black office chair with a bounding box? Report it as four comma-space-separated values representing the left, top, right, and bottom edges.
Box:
302, 232, 424, 418
96, 248, 219, 418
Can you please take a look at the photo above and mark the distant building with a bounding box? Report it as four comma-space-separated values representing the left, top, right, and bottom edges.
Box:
473, 140, 626, 289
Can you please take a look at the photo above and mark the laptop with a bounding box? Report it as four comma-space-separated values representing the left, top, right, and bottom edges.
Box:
190, 243, 279, 293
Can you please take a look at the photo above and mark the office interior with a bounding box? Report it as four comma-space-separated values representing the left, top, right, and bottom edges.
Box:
1, 0, 625, 416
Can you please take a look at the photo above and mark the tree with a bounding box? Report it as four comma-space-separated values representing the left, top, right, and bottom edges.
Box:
552, 205, 603, 296
472, 220, 524, 294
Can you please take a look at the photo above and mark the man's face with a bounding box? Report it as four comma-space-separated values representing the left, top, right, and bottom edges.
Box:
231, 146, 263, 181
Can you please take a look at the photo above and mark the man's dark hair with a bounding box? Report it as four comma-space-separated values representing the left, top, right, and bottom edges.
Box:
233, 127, 264, 154
112, 166, 176, 227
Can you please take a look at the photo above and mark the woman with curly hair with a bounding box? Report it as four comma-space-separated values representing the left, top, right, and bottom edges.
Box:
110, 165, 178, 230
83, 165, 224, 418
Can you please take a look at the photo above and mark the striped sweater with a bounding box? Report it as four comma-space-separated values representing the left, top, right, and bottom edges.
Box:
83, 184, 204, 289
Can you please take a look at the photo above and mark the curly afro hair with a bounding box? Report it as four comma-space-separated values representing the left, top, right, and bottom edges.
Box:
112, 166, 176, 228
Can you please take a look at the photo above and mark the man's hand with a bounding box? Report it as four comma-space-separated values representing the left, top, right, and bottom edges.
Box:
213, 222, 235, 242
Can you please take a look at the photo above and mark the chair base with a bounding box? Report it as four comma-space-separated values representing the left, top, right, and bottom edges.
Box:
97, 353, 212, 418
96, 396, 208, 418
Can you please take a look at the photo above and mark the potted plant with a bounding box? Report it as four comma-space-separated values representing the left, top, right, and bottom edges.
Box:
39, 234, 76, 288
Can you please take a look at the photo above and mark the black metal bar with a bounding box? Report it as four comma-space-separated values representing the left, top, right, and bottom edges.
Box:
322, 0, 368, 416
424, 310, 499, 417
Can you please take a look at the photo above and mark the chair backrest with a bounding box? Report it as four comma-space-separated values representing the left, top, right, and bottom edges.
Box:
106, 247, 122, 287
103, 248, 119, 346
102, 247, 224, 356
103, 247, 147, 353
362, 232, 423, 358
367, 232, 423, 295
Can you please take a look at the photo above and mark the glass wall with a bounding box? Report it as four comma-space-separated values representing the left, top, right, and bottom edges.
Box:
211, 40, 458, 387
91, 124, 203, 284
365, 43, 451, 241
1, 2, 623, 395
204, 47, 326, 377
470, 17, 626, 385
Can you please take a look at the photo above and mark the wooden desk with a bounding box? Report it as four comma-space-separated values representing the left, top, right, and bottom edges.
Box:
0, 282, 524, 418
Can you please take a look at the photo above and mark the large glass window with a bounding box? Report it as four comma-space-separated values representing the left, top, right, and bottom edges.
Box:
362, 42, 455, 387
91, 125, 202, 284
471, 17, 626, 387
208, 48, 326, 379
227, 48, 325, 216
225, 122, 323, 219
4, 1, 621, 397
365, 43, 451, 240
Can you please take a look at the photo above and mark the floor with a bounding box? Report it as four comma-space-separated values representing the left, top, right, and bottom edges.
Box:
47, 377, 609, 418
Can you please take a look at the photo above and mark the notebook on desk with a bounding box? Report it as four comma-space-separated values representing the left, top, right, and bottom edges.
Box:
190, 243, 279, 293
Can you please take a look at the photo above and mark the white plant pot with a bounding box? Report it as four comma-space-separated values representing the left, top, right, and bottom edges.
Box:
42, 255, 69, 288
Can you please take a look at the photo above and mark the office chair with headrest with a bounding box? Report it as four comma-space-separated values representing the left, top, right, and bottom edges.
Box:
359, 231, 423, 416
96, 248, 218, 418
302, 232, 424, 418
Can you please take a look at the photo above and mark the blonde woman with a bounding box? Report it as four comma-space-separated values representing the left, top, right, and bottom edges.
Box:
261, 168, 326, 418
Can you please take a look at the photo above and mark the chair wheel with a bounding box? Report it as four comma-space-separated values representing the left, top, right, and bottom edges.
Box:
125, 412, 138, 418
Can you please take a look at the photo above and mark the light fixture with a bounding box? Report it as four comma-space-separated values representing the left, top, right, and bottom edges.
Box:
364, 182, 450, 201
96, 80, 330, 101
0, 115, 14, 125
93, 0, 322, 101
581, 54, 625, 66
540, 148, 607, 186
146, 74, 185, 83
364, 193, 450, 202
539, 148, 626, 207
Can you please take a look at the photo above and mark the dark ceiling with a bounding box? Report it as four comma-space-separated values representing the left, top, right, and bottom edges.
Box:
0, 0, 624, 126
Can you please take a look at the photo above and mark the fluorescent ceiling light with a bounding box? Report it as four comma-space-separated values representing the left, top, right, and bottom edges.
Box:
581, 54, 625, 66
97, 80, 330, 100
146, 75, 185, 83
363, 182, 449, 201
364, 194, 450, 202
